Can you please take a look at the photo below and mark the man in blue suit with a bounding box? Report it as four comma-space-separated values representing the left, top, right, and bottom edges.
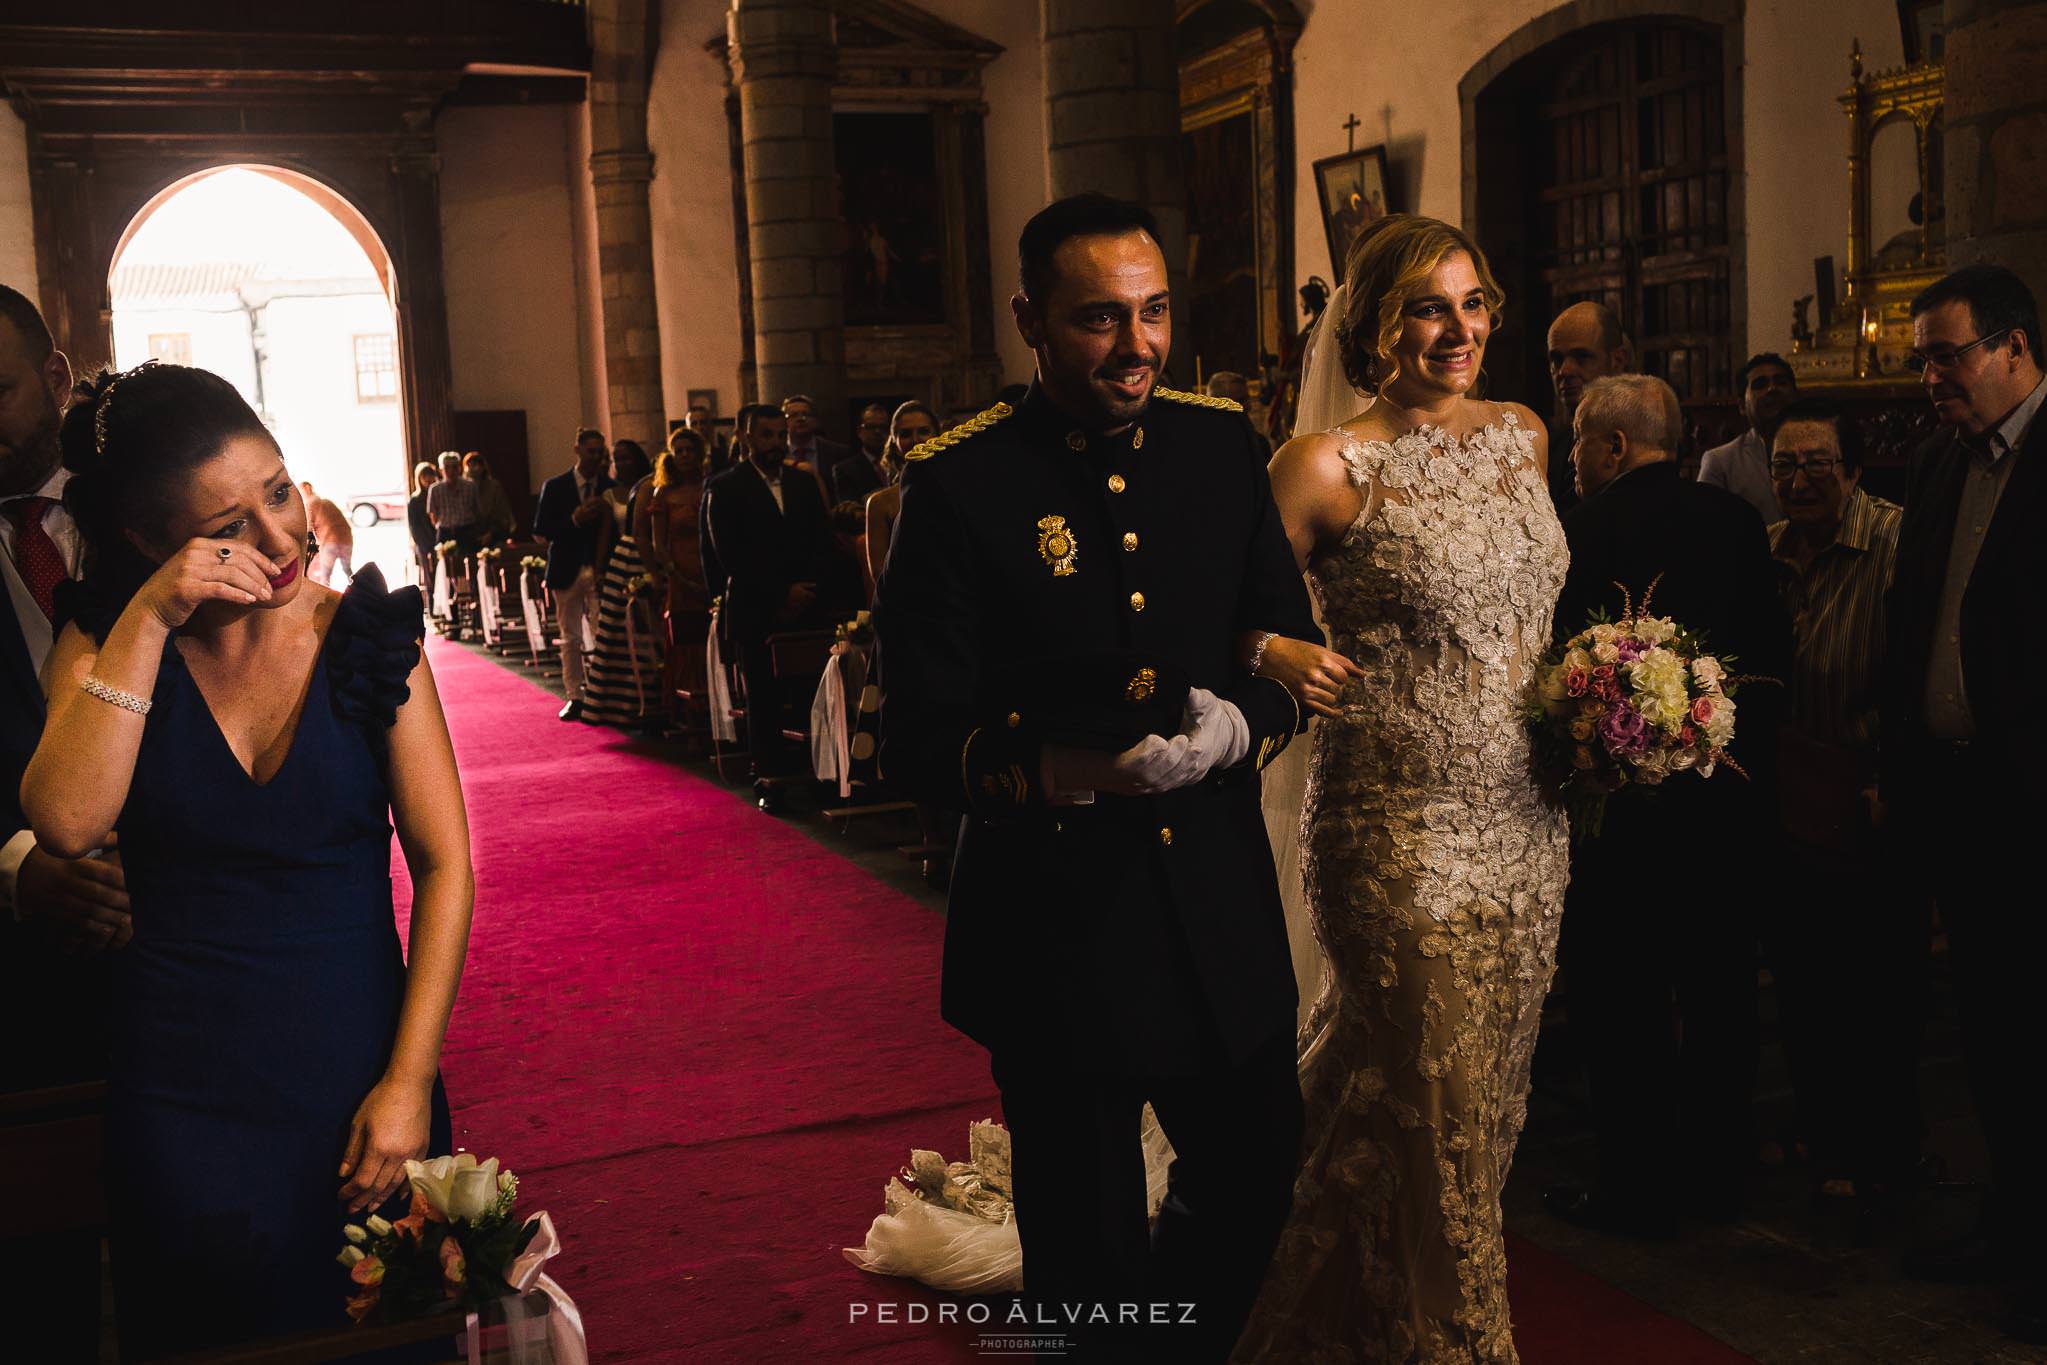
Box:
532, 427, 615, 721
1, 283, 125, 1354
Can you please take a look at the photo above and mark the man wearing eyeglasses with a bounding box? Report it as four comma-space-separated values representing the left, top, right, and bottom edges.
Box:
1883, 263, 2047, 1342
1761, 398, 1917, 1223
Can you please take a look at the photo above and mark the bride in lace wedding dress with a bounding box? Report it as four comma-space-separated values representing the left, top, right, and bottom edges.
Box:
1234, 214, 1571, 1364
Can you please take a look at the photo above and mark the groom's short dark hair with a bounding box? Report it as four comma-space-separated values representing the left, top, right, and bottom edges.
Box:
1019, 194, 1162, 305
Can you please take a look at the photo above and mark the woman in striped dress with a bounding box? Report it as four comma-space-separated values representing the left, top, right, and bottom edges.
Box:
580, 438, 664, 728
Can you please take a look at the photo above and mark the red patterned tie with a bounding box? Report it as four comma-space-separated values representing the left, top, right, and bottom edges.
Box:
6, 496, 65, 622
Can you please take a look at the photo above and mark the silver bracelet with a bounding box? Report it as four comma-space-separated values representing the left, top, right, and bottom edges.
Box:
80, 675, 152, 715
1247, 631, 1278, 675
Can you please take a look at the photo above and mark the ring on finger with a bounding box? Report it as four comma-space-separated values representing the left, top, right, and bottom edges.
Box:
217, 545, 232, 562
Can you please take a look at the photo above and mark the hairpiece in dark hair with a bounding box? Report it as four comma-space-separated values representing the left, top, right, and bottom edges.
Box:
1018, 193, 1163, 304
0, 284, 53, 360
1773, 396, 1865, 472
1911, 264, 2041, 364
58, 361, 273, 614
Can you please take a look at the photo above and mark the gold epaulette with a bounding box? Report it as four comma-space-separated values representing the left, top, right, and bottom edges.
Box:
1153, 386, 1244, 413
903, 401, 1015, 461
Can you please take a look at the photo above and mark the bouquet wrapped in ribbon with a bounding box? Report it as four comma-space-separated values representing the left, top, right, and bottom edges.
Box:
337, 1153, 586, 1363
1526, 578, 1755, 837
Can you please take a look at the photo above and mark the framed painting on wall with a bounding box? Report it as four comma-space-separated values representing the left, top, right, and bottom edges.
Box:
1313, 145, 1394, 277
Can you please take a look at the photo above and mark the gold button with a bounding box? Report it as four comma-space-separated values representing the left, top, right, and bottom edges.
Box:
1107, 474, 1126, 493
1122, 532, 1139, 551
1129, 591, 1145, 611
1006, 711, 1021, 728
1066, 431, 1086, 452
1158, 826, 1173, 845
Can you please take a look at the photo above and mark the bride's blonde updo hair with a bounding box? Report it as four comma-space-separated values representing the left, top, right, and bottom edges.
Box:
1337, 213, 1506, 394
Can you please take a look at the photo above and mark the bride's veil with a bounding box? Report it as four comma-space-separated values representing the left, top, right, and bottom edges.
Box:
1265, 281, 1369, 1029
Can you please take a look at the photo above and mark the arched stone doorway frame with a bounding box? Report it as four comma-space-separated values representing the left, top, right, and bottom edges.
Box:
107, 163, 413, 494
1458, 0, 1746, 409
32, 142, 454, 469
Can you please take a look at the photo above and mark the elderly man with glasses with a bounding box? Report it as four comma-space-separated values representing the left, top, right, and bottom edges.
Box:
1760, 399, 1920, 1226
1882, 263, 2047, 1343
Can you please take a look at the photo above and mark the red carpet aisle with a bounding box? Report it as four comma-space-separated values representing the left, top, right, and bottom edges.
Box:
398, 638, 1753, 1364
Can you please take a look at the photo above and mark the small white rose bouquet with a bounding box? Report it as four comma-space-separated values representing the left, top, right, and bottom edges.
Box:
335, 1152, 538, 1324
519, 555, 548, 572
1525, 577, 1762, 837
476, 546, 503, 563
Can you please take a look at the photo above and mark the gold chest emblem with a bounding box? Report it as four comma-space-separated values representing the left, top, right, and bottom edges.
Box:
1125, 667, 1158, 702
1036, 515, 1080, 576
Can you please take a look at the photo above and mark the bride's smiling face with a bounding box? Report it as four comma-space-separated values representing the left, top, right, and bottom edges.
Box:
1386, 251, 1491, 399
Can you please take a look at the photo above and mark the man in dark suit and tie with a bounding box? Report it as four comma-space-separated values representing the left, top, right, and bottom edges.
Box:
1883, 264, 2047, 1341
0, 283, 125, 1354
703, 402, 836, 802
1544, 372, 1790, 1236
532, 427, 615, 721
830, 402, 893, 505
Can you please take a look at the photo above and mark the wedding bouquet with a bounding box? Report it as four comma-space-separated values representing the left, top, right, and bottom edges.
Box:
336, 1153, 538, 1324
1526, 578, 1754, 837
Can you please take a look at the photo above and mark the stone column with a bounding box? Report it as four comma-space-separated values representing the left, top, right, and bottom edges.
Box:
1040, 0, 1186, 304
1944, 0, 2047, 304
388, 145, 456, 464
587, 0, 668, 446
727, 0, 845, 427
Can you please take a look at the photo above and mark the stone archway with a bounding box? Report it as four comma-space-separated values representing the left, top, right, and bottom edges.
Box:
30, 144, 456, 467
1459, 0, 1745, 409
109, 166, 415, 504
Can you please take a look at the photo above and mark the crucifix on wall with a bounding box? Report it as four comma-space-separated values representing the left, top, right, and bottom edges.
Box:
1343, 112, 1361, 152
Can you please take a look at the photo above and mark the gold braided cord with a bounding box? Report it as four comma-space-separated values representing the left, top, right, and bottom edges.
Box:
1153, 386, 1244, 413
902, 401, 1016, 462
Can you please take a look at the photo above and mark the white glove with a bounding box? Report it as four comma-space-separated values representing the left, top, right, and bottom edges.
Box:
1040, 688, 1248, 800
1180, 686, 1250, 776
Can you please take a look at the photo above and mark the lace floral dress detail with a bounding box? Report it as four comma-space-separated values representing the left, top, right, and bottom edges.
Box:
1235, 413, 1571, 1364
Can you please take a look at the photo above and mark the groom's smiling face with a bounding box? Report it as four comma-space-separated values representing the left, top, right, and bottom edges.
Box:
1016, 229, 1170, 431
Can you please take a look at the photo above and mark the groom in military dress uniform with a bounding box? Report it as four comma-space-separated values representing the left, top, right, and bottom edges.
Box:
877, 195, 1321, 1361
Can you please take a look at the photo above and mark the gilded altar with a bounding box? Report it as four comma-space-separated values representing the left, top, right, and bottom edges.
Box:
1791, 44, 1944, 392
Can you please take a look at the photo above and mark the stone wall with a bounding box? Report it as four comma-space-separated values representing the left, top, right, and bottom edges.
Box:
1943, 0, 2047, 303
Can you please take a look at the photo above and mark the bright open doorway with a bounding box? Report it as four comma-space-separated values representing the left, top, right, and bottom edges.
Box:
108, 166, 419, 589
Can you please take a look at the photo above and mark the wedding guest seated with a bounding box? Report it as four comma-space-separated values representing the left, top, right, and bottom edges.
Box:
1700, 353, 1799, 523
1760, 398, 1920, 1208
1545, 300, 1633, 513
1884, 263, 2047, 1342
1545, 372, 1790, 1236
425, 449, 479, 556
407, 459, 439, 587
23, 359, 472, 1356
464, 449, 516, 546
704, 401, 839, 803
831, 402, 893, 504
862, 400, 937, 597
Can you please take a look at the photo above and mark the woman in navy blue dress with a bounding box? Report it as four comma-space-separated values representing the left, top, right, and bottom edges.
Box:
23, 361, 473, 1357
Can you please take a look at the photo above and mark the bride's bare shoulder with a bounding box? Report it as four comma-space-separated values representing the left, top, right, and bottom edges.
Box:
1271, 427, 1356, 486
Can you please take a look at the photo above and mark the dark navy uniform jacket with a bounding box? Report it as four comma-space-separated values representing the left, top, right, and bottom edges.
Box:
876, 380, 1320, 1074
